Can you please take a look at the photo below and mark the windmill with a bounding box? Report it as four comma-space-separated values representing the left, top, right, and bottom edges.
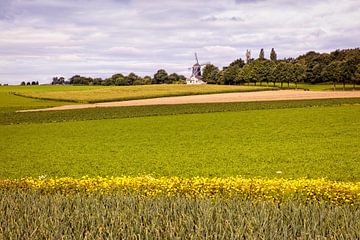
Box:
186, 53, 209, 84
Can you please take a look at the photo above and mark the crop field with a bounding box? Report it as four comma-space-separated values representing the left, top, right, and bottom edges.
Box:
1, 85, 360, 238
1, 104, 360, 180
11, 84, 274, 103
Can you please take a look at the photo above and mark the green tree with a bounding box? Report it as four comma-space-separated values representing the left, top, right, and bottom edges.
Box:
242, 64, 255, 85
125, 73, 139, 85
153, 69, 168, 84
270, 48, 277, 61
168, 73, 180, 83
351, 64, 360, 90
20, 81, 26, 86
259, 48, 265, 60
216, 70, 225, 85
229, 58, 245, 68
223, 65, 240, 85
202, 64, 219, 84
291, 63, 306, 89
273, 62, 291, 88
321, 61, 341, 90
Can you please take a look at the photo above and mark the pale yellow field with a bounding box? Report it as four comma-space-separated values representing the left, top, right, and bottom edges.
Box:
14, 84, 274, 103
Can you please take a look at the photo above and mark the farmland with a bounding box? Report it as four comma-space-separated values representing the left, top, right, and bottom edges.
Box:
11, 84, 274, 103
1, 85, 360, 238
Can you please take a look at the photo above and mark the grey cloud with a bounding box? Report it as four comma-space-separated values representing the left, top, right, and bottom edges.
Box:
0, 0, 359, 84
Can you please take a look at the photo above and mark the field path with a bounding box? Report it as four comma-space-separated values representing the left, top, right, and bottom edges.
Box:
18, 90, 360, 112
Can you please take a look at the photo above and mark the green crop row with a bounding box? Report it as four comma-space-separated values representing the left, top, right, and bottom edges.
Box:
2, 98, 360, 125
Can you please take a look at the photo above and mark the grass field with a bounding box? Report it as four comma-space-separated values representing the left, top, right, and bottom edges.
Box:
1, 104, 359, 180
11, 84, 275, 103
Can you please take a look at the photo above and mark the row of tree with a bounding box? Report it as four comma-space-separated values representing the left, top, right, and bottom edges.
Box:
49, 48, 360, 87
202, 48, 360, 89
20, 81, 39, 86
52, 71, 186, 86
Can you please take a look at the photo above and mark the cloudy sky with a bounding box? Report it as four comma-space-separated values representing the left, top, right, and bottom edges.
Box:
0, 0, 359, 84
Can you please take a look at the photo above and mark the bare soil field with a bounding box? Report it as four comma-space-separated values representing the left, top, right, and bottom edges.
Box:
18, 90, 360, 112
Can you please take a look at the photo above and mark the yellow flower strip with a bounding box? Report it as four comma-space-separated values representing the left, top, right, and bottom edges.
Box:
1, 177, 359, 204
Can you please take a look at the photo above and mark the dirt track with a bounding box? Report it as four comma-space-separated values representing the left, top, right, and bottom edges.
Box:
18, 90, 360, 112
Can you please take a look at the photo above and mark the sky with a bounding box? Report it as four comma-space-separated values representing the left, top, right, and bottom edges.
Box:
0, 0, 359, 84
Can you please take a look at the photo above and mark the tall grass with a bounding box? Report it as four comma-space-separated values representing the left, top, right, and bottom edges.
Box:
1, 191, 359, 239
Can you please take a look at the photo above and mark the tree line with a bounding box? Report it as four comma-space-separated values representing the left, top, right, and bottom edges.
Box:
203, 48, 360, 89
48, 48, 360, 88
51, 70, 186, 86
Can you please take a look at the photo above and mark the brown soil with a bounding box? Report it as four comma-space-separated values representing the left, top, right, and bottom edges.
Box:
18, 90, 360, 112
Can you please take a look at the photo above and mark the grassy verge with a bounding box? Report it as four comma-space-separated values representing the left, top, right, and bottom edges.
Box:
2, 98, 360, 125
1, 191, 359, 239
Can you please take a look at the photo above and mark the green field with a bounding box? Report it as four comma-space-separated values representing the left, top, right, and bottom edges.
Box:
1, 104, 359, 180
10, 84, 275, 103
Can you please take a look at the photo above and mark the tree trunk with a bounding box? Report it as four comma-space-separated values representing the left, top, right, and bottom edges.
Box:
273, 81, 275, 87
254, 81, 256, 86
287, 81, 290, 88
260, 81, 262, 86
281, 81, 283, 88
333, 81, 336, 91
295, 82, 298, 90
267, 80, 269, 87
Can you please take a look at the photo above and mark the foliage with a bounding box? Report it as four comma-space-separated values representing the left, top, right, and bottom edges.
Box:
270, 48, 277, 61
202, 64, 219, 84
259, 48, 265, 60
1, 105, 359, 180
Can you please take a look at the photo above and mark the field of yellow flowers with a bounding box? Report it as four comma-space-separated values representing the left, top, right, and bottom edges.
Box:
1, 176, 359, 205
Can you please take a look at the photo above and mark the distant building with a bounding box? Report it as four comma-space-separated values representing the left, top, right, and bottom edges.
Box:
186, 53, 208, 85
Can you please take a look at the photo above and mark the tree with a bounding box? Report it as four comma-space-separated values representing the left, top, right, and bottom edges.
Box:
223, 65, 240, 85
20, 81, 26, 86
321, 61, 341, 90
153, 69, 168, 84
351, 64, 360, 90
143, 76, 153, 85
270, 48, 277, 61
216, 70, 225, 85
259, 48, 265, 60
273, 62, 291, 88
242, 64, 255, 85
125, 73, 139, 85
338, 60, 356, 90
291, 63, 306, 89
245, 49, 252, 64
202, 64, 219, 84
229, 58, 245, 68
168, 73, 180, 83
26, 82, 31, 85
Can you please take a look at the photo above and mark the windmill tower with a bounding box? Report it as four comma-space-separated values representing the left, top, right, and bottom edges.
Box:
186, 53, 209, 85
